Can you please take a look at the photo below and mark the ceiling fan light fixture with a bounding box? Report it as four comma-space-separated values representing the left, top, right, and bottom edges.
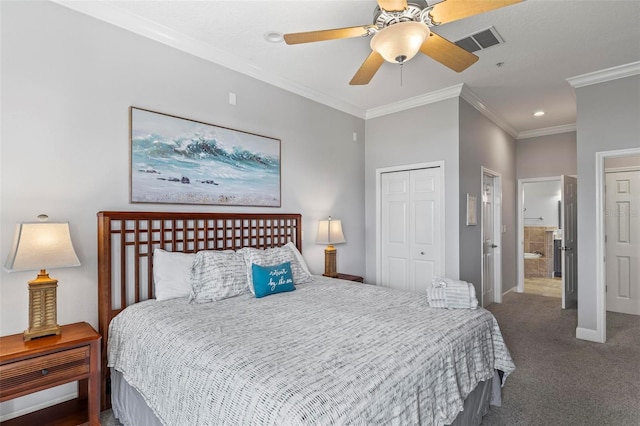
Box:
370, 21, 430, 64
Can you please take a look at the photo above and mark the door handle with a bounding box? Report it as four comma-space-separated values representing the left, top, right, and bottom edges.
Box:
562, 247, 573, 251
491, 244, 498, 248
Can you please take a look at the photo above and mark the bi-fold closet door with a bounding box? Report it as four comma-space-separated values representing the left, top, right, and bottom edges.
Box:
380, 167, 442, 293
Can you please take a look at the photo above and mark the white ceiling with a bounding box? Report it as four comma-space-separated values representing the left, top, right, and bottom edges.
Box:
55, 0, 640, 138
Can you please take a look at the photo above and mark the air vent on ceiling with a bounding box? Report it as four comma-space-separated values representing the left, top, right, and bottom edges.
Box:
454, 26, 504, 53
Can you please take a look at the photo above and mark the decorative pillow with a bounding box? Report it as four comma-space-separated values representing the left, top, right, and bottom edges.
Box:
242, 245, 314, 294
153, 249, 195, 301
251, 262, 295, 298
189, 250, 250, 303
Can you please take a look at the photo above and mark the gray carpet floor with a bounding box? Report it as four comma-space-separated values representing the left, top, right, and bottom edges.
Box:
101, 292, 640, 425
482, 292, 640, 426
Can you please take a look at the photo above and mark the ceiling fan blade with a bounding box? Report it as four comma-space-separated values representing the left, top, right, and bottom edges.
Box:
419, 32, 479, 73
377, 0, 408, 12
350, 51, 385, 85
284, 25, 375, 45
429, 0, 521, 25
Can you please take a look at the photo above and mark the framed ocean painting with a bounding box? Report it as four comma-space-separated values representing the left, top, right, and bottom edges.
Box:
130, 107, 281, 207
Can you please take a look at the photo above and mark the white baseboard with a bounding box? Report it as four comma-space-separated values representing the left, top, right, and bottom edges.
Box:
576, 327, 605, 343
503, 286, 517, 296
0, 392, 77, 422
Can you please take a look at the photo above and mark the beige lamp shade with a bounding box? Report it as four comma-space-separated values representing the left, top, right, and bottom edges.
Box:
316, 218, 346, 245
4, 222, 81, 272
370, 21, 431, 64
4, 219, 80, 340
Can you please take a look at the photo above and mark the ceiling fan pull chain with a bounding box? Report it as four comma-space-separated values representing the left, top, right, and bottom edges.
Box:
400, 62, 404, 87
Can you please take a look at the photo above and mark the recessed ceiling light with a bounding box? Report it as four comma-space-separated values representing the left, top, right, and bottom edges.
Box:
533, 111, 545, 117
264, 32, 284, 43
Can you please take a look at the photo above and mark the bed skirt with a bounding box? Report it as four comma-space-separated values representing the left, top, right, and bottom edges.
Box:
111, 368, 501, 426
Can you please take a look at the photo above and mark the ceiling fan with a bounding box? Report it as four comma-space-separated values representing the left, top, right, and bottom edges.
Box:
283, 0, 521, 85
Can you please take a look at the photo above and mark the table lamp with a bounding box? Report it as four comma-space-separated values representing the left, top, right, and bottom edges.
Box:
4, 215, 81, 340
316, 216, 346, 278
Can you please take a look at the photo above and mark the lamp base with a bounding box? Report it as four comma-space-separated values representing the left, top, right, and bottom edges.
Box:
24, 270, 61, 341
322, 245, 338, 278
24, 325, 61, 341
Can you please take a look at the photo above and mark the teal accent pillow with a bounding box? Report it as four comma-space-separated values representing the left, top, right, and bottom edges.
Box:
251, 262, 295, 298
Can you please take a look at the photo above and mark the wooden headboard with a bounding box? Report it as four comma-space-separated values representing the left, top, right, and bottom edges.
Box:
97, 211, 302, 409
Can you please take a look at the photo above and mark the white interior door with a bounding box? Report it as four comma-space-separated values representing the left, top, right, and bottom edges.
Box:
561, 175, 578, 309
482, 172, 501, 307
606, 170, 640, 315
381, 167, 442, 293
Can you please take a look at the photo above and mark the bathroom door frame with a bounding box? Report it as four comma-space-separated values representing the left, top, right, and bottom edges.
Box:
517, 176, 562, 293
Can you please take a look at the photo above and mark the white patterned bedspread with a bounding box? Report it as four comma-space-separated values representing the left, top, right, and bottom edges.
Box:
108, 276, 515, 426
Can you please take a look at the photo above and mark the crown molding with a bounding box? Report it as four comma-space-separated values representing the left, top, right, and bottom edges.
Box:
53, 0, 578, 138
366, 83, 520, 139
365, 84, 464, 119
516, 123, 576, 140
459, 85, 518, 138
567, 61, 640, 88
52, 0, 367, 119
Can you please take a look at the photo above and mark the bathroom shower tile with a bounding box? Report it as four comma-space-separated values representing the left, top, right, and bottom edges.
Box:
524, 259, 535, 276
530, 242, 545, 255
530, 228, 546, 243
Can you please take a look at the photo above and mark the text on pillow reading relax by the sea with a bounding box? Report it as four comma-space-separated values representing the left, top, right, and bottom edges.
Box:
269, 268, 293, 290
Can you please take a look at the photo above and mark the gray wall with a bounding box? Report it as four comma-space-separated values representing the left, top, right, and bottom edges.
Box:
459, 100, 517, 297
516, 132, 577, 178
575, 74, 640, 332
1, 1, 364, 416
364, 98, 460, 283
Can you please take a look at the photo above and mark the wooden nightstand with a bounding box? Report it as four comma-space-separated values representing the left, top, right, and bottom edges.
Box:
334, 273, 365, 283
0, 322, 101, 426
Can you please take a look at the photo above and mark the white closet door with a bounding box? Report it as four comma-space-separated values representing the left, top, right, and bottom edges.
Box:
381, 167, 442, 293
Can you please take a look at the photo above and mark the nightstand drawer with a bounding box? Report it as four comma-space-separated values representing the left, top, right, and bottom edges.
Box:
0, 346, 90, 399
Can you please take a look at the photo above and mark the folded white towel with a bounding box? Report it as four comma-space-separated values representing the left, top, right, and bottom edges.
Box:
427, 277, 478, 309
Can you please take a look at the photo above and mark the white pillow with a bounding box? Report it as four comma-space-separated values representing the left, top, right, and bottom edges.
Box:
189, 250, 250, 303
242, 245, 314, 294
153, 249, 195, 301
285, 242, 311, 276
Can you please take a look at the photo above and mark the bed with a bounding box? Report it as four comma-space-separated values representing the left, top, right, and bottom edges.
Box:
97, 211, 515, 426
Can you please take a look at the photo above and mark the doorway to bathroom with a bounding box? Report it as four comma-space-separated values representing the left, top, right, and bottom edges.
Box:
518, 178, 563, 300
517, 176, 578, 309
